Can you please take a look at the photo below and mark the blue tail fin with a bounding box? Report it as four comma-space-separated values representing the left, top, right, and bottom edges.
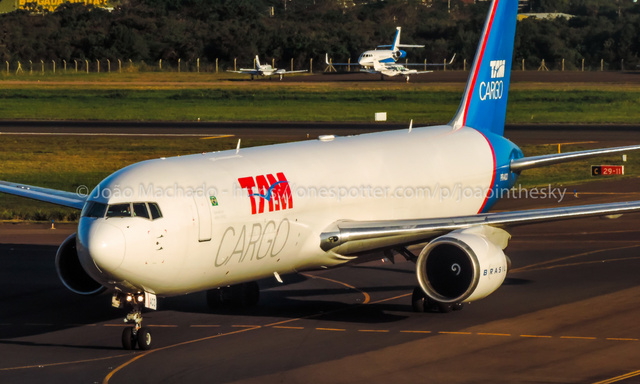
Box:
391, 27, 401, 52
449, 0, 518, 136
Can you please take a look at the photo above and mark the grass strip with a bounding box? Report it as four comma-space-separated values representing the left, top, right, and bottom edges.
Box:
1, 86, 640, 124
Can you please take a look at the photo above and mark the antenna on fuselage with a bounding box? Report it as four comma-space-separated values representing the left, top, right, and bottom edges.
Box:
408, 119, 413, 133
236, 139, 241, 154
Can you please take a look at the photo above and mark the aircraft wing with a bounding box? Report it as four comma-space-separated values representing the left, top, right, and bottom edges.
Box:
377, 44, 425, 49
325, 53, 359, 66
406, 53, 457, 67
367, 62, 432, 77
320, 200, 640, 255
274, 69, 308, 75
0, 180, 86, 210
227, 69, 258, 74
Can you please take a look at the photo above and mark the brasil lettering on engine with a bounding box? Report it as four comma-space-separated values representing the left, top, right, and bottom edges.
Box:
238, 172, 293, 215
483, 266, 505, 276
479, 59, 505, 101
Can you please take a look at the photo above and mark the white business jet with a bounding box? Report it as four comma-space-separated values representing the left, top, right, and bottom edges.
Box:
228, 55, 307, 80
326, 26, 455, 81
2, 0, 640, 351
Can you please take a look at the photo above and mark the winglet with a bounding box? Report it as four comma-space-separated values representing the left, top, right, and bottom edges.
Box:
449, 0, 518, 136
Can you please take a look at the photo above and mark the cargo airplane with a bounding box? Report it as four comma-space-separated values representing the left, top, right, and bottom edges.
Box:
2, 0, 640, 351
228, 55, 307, 80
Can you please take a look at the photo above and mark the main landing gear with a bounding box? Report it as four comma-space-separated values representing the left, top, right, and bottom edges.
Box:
388, 247, 462, 314
113, 292, 153, 350
206, 281, 260, 310
411, 287, 463, 313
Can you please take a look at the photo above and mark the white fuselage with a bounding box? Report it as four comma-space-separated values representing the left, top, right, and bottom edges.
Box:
358, 49, 397, 68
255, 64, 276, 76
77, 126, 497, 296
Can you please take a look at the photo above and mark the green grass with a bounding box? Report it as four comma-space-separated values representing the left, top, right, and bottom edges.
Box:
0, 87, 461, 123
1, 81, 640, 124
507, 90, 640, 124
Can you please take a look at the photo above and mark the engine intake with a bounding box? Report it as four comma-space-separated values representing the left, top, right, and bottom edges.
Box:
416, 229, 508, 304
55, 233, 105, 296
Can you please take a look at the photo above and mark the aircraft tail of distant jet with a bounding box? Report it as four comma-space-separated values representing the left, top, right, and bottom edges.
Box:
449, 0, 517, 136
376, 27, 426, 61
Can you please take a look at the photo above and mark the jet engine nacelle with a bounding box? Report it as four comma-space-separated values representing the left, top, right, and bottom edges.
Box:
55, 233, 105, 296
393, 50, 408, 60
416, 229, 509, 304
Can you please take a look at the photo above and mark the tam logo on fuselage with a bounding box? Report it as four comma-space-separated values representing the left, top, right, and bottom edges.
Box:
238, 173, 293, 215
479, 59, 505, 101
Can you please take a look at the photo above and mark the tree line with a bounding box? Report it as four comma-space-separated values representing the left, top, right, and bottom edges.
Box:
0, 0, 638, 71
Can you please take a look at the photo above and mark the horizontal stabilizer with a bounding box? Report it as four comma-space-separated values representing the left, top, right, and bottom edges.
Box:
377, 44, 425, 48
397, 44, 425, 48
511, 144, 640, 172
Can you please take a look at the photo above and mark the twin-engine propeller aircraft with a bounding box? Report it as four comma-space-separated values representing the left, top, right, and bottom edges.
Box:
325, 26, 455, 81
228, 55, 307, 80
2, 0, 640, 351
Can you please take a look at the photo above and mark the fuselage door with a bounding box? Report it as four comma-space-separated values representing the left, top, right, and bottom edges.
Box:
193, 196, 212, 242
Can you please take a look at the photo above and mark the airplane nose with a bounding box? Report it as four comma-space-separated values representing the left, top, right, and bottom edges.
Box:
78, 220, 126, 273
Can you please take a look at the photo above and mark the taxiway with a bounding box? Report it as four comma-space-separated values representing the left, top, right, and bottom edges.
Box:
1, 127, 640, 383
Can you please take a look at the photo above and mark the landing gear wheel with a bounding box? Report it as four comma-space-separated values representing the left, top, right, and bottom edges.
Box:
241, 281, 260, 307
122, 327, 135, 350
437, 302, 453, 313
137, 327, 152, 350
114, 291, 153, 351
411, 287, 426, 313
206, 288, 223, 309
207, 282, 260, 309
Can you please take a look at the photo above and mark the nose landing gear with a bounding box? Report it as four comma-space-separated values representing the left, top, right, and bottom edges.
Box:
113, 292, 155, 350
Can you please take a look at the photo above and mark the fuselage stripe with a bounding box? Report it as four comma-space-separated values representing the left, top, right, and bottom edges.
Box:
462, 0, 500, 126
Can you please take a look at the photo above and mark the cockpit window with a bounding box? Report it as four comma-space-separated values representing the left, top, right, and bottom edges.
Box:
148, 202, 163, 220
107, 203, 132, 218
132, 203, 150, 219
82, 201, 107, 218
104, 202, 162, 219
